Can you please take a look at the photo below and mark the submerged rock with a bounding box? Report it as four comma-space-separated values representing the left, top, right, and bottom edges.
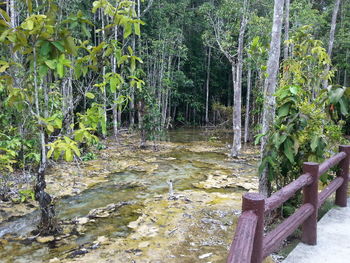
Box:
36, 235, 55, 243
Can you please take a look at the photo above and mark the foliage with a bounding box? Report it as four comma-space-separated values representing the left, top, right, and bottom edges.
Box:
259, 28, 348, 192
81, 152, 97, 161
47, 136, 81, 162
18, 189, 35, 203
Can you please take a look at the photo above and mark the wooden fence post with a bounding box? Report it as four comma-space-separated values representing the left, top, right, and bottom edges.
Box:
242, 193, 265, 263
335, 145, 350, 207
301, 162, 319, 245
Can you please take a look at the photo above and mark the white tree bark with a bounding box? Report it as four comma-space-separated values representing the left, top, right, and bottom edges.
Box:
283, 0, 290, 60
323, 0, 341, 89
231, 7, 248, 157
244, 65, 252, 144
260, 0, 285, 197
205, 46, 211, 125
112, 25, 119, 140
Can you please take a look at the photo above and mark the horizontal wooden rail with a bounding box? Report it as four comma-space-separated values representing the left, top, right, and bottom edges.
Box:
227, 211, 258, 263
319, 152, 346, 176
265, 173, 312, 212
227, 145, 350, 263
318, 177, 344, 209
263, 203, 314, 258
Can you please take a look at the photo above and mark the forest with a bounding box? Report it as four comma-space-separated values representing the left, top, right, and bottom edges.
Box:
0, 0, 350, 262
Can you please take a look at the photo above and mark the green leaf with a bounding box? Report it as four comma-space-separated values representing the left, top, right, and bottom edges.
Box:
110, 77, 119, 93
57, 62, 64, 78
134, 23, 140, 36
0, 29, 11, 42
45, 60, 56, 69
289, 86, 298, 95
86, 92, 95, 99
54, 118, 62, 129
123, 23, 132, 39
339, 98, 348, 116
64, 149, 73, 162
329, 87, 345, 104
310, 136, 319, 152
64, 36, 77, 56
40, 41, 51, 56
82, 24, 91, 38
38, 65, 48, 78
47, 124, 54, 133
21, 19, 34, 30
278, 103, 290, 118
0, 8, 10, 22
283, 139, 294, 163
52, 41, 65, 52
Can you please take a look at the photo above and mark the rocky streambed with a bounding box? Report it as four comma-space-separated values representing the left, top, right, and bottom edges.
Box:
0, 129, 262, 263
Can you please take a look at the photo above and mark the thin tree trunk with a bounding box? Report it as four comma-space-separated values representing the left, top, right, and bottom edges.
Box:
231, 62, 236, 138
283, 0, 290, 60
323, 0, 341, 89
112, 23, 119, 140
33, 46, 57, 235
101, 8, 107, 137
244, 65, 252, 144
205, 46, 211, 125
260, 0, 285, 197
231, 5, 248, 157
344, 50, 349, 86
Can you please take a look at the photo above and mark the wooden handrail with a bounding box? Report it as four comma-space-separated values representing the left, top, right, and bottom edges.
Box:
227, 145, 350, 263
263, 203, 314, 258
227, 211, 258, 263
265, 173, 312, 212
318, 152, 346, 175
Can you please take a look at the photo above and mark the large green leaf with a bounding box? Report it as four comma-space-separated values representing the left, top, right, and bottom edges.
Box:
329, 87, 344, 104
45, 60, 56, 69
339, 98, 348, 116
40, 41, 51, 56
123, 23, 132, 39
57, 62, 64, 78
52, 41, 65, 52
283, 138, 294, 163
310, 136, 319, 152
278, 103, 290, 118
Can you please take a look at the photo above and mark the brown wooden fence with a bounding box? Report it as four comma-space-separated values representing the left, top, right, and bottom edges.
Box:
227, 145, 350, 263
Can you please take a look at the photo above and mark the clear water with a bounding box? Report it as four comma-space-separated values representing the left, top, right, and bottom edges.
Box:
0, 129, 258, 262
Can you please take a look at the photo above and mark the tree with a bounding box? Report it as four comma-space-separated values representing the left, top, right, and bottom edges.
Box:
323, 0, 341, 89
259, 0, 285, 197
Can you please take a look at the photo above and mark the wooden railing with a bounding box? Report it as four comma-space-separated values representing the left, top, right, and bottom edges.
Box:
227, 145, 350, 263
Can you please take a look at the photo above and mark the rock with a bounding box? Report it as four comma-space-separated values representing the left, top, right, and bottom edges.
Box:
236, 182, 256, 191
128, 221, 139, 229
69, 248, 88, 258
138, 241, 150, 248
36, 236, 55, 243
97, 236, 109, 245
198, 252, 213, 259
49, 258, 60, 263
77, 217, 89, 225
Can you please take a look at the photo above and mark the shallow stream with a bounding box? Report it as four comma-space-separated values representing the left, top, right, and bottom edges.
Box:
0, 129, 259, 263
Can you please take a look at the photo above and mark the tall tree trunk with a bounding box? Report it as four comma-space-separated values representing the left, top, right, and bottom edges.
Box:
283, 0, 290, 60
231, 62, 236, 138
260, 0, 285, 197
101, 8, 107, 137
323, 0, 341, 89
231, 6, 248, 157
112, 12, 119, 140
244, 65, 252, 144
205, 46, 211, 125
344, 50, 349, 86
33, 46, 58, 235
